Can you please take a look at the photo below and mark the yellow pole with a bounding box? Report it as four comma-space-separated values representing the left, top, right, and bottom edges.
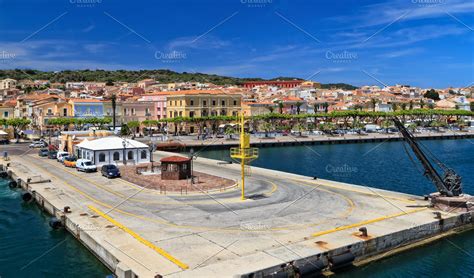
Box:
240, 110, 245, 200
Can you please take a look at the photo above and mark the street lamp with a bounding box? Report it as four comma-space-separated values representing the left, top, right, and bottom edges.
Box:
189, 148, 195, 184
149, 143, 155, 172
122, 139, 127, 165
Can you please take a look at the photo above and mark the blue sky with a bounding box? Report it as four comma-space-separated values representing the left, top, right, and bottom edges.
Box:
0, 0, 472, 88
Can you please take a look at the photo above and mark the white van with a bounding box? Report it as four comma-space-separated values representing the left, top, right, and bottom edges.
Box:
76, 159, 97, 172
56, 151, 69, 162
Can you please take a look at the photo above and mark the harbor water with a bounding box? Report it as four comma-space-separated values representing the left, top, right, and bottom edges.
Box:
199, 139, 474, 277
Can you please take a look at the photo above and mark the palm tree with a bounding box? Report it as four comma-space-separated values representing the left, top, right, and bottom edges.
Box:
409, 100, 414, 110
266, 106, 274, 113
401, 103, 407, 111
370, 98, 378, 112
420, 99, 425, 109
391, 102, 398, 111
313, 103, 319, 113
278, 102, 284, 114
295, 102, 303, 114
322, 102, 329, 113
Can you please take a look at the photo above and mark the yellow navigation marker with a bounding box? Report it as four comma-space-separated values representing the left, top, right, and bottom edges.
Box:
230, 111, 258, 200
88, 205, 189, 270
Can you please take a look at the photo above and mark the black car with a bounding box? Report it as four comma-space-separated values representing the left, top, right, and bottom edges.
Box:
38, 148, 49, 157
101, 164, 121, 178
48, 151, 58, 159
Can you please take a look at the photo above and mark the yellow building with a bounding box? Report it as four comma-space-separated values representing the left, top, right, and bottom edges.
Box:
31, 95, 73, 129
167, 90, 242, 118
166, 90, 242, 134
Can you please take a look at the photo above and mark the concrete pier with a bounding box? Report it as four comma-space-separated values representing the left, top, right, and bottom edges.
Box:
156, 130, 474, 151
1, 148, 473, 277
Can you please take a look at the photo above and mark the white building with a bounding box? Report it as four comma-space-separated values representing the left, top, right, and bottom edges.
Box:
0, 78, 17, 90
75, 136, 150, 166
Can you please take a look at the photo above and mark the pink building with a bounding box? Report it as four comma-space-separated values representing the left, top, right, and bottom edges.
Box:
137, 92, 168, 120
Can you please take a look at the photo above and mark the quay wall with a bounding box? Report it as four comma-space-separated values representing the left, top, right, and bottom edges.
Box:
237, 209, 473, 277
0, 164, 136, 278
181, 132, 474, 151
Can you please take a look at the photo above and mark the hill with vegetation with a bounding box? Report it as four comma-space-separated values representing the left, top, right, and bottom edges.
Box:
0, 69, 357, 89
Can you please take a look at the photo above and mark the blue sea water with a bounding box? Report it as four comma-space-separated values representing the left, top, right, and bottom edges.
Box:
198, 139, 474, 277
0, 179, 110, 278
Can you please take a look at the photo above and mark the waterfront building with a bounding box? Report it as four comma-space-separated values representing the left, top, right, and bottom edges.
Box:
75, 136, 150, 166
31, 95, 72, 129
166, 90, 242, 134
69, 98, 104, 118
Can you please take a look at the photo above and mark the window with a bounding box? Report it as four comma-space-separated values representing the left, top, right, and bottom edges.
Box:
221, 100, 225, 106
113, 152, 120, 161
233, 100, 237, 105
203, 100, 207, 106
140, 150, 147, 159
47, 108, 52, 115
180, 100, 182, 106
127, 151, 134, 160
212, 100, 216, 106
3, 111, 8, 118
99, 153, 106, 162
63, 108, 68, 116
190, 100, 194, 106
189, 111, 195, 118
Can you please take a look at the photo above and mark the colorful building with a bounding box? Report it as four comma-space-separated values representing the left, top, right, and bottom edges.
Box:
69, 98, 104, 118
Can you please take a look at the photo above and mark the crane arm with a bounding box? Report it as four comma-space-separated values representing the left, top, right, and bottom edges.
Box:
392, 117, 453, 196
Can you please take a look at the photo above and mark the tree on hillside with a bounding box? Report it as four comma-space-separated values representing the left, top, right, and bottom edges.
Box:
424, 89, 440, 100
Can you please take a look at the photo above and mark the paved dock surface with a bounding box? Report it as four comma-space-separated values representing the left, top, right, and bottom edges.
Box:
4, 147, 471, 277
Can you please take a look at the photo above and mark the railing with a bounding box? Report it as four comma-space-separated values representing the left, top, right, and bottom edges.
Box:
230, 147, 259, 158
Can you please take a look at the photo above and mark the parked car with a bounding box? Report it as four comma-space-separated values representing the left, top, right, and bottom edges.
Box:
48, 151, 58, 159
101, 164, 121, 178
38, 148, 49, 157
63, 156, 77, 168
29, 141, 47, 148
56, 151, 69, 162
76, 159, 97, 172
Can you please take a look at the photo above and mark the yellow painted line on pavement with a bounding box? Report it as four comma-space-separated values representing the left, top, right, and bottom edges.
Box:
88, 205, 189, 270
312, 207, 427, 237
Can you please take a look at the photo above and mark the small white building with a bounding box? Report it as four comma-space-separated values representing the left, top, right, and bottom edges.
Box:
75, 136, 150, 166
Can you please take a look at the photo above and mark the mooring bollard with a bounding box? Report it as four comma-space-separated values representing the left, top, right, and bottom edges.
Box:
359, 227, 368, 237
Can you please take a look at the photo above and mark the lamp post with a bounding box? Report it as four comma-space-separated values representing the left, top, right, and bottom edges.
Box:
189, 148, 195, 184
149, 143, 155, 172
122, 139, 127, 165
